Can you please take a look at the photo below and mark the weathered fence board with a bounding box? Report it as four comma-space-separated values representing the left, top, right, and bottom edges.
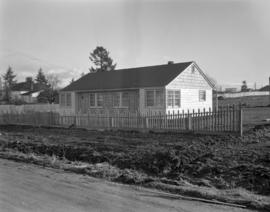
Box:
0, 105, 243, 135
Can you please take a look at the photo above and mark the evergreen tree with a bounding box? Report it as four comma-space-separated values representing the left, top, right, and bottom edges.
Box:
89, 46, 116, 73
2, 66, 16, 102
35, 68, 48, 86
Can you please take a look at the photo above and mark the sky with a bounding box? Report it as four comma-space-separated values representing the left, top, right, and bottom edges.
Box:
0, 0, 270, 89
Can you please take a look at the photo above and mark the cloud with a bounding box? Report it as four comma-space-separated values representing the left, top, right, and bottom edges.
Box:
0, 49, 84, 87
46, 67, 83, 87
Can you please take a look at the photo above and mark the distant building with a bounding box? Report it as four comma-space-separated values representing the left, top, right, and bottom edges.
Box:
225, 88, 237, 93
259, 85, 270, 92
10, 77, 48, 103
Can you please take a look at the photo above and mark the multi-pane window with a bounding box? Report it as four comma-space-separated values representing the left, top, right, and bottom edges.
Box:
89, 93, 103, 107
166, 90, 181, 108
155, 90, 163, 107
145, 90, 155, 107
145, 89, 163, 107
174, 91, 181, 107
199, 90, 206, 101
89, 93, 96, 107
122, 92, 129, 107
60, 93, 72, 107
66, 93, 71, 106
60, 94, 66, 106
167, 90, 174, 107
112, 92, 120, 107
97, 93, 103, 107
113, 92, 129, 108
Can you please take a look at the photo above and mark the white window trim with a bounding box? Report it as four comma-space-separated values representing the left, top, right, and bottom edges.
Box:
66, 93, 72, 107
89, 93, 103, 108
166, 90, 181, 108
60, 92, 72, 107
145, 89, 164, 108
199, 90, 206, 102
113, 92, 128, 108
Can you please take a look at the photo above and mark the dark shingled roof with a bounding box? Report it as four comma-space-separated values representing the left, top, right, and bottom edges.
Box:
62, 62, 193, 92
259, 85, 270, 91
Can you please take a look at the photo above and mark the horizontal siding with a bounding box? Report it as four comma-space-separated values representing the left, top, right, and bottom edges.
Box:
166, 89, 212, 114
166, 64, 213, 113
167, 65, 212, 90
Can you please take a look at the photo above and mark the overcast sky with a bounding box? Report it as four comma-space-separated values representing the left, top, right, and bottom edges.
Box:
0, 0, 270, 89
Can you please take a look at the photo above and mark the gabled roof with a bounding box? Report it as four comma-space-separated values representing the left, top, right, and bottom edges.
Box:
259, 85, 270, 91
12, 82, 32, 91
12, 82, 48, 92
62, 62, 194, 92
62, 61, 215, 92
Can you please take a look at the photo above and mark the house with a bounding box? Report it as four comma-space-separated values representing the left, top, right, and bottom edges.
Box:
20, 90, 44, 103
60, 61, 215, 115
10, 77, 46, 103
259, 85, 270, 92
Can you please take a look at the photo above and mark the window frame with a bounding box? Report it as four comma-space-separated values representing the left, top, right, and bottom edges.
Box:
112, 92, 121, 108
89, 93, 104, 108
166, 90, 181, 108
121, 92, 129, 108
112, 92, 129, 108
89, 93, 96, 108
60, 92, 72, 107
199, 90, 206, 102
145, 89, 164, 108
60, 93, 66, 106
66, 93, 72, 107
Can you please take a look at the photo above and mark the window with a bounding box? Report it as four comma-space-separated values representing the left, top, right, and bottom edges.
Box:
97, 93, 103, 107
60, 93, 72, 107
199, 90, 206, 101
60, 94, 65, 106
66, 93, 71, 106
145, 90, 155, 107
166, 90, 181, 108
155, 90, 163, 107
191, 65, 196, 74
174, 91, 181, 107
112, 92, 120, 107
167, 91, 174, 107
122, 92, 129, 107
89, 93, 103, 107
145, 89, 164, 107
113, 92, 129, 108
89, 93, 96, 107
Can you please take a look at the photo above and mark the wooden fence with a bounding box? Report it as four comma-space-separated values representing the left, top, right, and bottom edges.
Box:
0, 105, 243, 135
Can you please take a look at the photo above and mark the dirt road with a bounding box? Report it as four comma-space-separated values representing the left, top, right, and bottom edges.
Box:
0, 159, 252, 212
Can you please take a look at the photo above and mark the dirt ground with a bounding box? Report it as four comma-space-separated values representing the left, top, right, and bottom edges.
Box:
1, 159, 253, 212
0, 124, 270, 210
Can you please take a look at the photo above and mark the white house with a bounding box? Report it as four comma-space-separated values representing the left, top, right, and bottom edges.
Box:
59, 61, 214, 115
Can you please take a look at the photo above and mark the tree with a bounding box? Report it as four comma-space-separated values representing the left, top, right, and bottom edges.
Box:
2, 66, 16, 102
89, 46, 116, 73
37, 74, 60, 104
241, 80, 248, 92
47, 74, 60, 90
35, 68, 48, 86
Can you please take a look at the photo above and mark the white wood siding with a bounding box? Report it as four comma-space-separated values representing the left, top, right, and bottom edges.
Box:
166, 64, 213, 113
